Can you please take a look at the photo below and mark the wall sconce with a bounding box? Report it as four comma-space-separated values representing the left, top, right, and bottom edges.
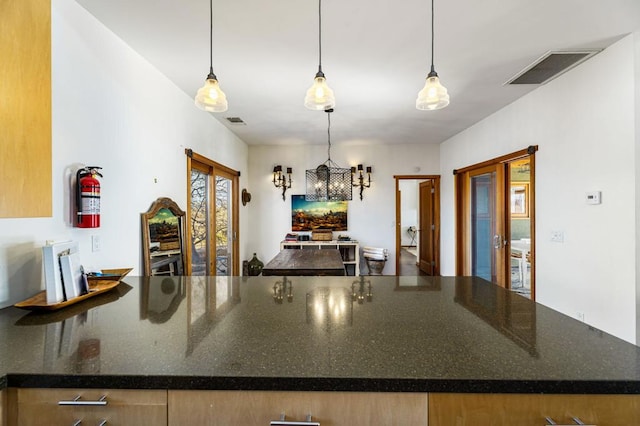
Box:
351, 164, 372, 200
273, 165, 292, 201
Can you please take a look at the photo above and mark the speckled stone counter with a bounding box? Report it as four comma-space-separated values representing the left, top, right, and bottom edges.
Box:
1, 276, 639, 394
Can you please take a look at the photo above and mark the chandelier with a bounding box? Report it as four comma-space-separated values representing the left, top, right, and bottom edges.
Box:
305, 109, 352, 201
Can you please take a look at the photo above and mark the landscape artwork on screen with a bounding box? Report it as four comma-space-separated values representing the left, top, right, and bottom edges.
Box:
291, 195, 348, 231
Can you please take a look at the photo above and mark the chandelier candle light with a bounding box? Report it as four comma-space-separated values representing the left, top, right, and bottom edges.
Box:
273, 165, 293, 201
416, 0, 450, 110
351, 164, 372, 201
195, 0, 228, 112
304, 0, 336, 111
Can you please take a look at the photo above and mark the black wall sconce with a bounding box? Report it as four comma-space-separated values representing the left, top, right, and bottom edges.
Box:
273, 165, 292, 201
351, 164, 372, 200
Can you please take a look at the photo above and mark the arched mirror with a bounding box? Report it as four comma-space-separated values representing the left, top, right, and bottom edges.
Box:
141, 197, 186, 276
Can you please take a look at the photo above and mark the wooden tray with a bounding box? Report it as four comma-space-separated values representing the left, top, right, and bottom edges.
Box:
14, 268, 132, 311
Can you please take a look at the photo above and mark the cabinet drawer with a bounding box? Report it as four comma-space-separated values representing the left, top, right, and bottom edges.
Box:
169, 390, 427, 426
16, 389, 167, 426
429, 393, 640, 426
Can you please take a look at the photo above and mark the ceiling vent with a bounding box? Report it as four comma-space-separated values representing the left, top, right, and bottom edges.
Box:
226, 117, 246, 125
505, 50, 601, 85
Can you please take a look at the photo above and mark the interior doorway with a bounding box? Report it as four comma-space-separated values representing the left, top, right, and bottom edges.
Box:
454, 146, 536, 299
395, 175, 440, 276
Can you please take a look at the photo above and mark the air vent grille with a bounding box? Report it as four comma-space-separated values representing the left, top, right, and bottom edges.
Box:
226, 117, 246, 125
506, 50, 601, 85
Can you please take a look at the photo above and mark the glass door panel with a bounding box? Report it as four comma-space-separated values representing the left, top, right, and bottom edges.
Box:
215, 175, 233, 276
470, 172, 496, 282
190, 168, 211, 276
509, 158, 532, 298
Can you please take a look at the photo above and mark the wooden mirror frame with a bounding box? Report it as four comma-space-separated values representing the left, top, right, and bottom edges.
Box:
141, 197, 186, 276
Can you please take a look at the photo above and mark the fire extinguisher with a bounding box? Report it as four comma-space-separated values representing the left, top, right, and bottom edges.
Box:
76, 166, 103, 228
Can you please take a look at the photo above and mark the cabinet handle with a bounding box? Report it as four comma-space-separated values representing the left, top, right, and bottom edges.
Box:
97, 421, 107, 426
72, 421, 82, 426
270, 413, 320, 425
545, 417, 595, 426
58, 395, 108, 406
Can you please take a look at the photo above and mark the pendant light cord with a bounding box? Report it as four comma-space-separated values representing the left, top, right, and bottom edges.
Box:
318, 0, 323, 73
326, 110, 331, 161
430, 0, 435, 70
209, 0, 213, 72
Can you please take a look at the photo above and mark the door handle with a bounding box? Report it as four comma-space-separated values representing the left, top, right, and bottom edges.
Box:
493, 235, 501, 249
270, 413, 320, 425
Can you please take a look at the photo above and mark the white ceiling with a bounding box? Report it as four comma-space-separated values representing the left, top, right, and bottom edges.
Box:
75, 0, 640, 146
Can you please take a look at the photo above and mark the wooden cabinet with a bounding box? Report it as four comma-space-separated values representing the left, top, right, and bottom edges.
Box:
0, 0, 52, 218
281, 241, 360, 276
429, 393, 640, 426
1, 388, 5, 426
168, 390, 428, 426
13, 389, 167, 426
5, 388, 640, 425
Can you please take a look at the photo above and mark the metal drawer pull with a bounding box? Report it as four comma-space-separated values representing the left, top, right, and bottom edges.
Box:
545, 417, 595, 426
58, 395, 108, 406
270, 413, 320, 425
72, 421, 82, 426
97, 421, 107, 426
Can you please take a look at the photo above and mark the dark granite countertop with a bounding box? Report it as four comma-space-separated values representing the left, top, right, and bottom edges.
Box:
1, 276, 639, 394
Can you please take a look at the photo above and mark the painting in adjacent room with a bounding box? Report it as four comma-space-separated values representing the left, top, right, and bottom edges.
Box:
291, 195, 348, 231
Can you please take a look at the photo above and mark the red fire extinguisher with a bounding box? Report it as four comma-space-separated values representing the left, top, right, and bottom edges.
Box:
76, 166, 103, 228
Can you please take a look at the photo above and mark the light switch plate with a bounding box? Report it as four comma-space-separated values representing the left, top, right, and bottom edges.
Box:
586, 191, 601, 205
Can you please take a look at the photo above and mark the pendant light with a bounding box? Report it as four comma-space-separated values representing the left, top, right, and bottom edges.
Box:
304, 0, 336, 111
305, 109, 352, 201
416, 0, 449, 111
195, 0, 228, 112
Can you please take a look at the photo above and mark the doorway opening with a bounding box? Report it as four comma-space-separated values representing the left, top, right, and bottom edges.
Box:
454, 146, 536, 299
394, 175, 441, 276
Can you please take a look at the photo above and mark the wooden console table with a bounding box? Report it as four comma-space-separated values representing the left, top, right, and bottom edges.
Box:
262, 249, 346, 276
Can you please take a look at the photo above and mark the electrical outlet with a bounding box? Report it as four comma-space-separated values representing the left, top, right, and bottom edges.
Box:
550, 231, 564, 243
576, 312, 585, 322
91, 235, 101, 252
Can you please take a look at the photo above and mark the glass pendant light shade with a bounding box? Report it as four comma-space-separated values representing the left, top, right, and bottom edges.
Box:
417, 0, 450, 111
304, 72, 335, 111
195, 0, 228, 113
195, 72, 228, 112
416, 71, 449, 110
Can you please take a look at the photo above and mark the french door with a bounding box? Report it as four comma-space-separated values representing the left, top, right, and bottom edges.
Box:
455, 147, 536, 298
186, 150, 239, 276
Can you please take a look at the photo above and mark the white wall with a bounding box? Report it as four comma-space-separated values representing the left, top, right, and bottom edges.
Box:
0, 0, 249, 308
635, 32, 640, 345
247, 143, 440, 274
440, 35, 638, 343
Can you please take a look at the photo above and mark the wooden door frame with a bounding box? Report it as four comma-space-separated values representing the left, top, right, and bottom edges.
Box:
186, 149, 240, 276
454, 146, 537, 298
394, 175, 441, 276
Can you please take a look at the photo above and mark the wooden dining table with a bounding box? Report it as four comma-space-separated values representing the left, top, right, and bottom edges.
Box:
261, 248, 346, 276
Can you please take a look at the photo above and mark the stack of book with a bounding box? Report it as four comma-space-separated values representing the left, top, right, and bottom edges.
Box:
42, 241, 88, 304
284, 233, 298, 242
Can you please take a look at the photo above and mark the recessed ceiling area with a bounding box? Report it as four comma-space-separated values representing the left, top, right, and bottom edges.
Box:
75, 0, 640, 146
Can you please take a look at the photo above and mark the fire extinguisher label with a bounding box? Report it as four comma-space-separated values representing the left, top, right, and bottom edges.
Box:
81, 193, 100, 214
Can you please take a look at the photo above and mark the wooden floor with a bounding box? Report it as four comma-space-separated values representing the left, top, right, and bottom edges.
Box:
398, 247, 427, 276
